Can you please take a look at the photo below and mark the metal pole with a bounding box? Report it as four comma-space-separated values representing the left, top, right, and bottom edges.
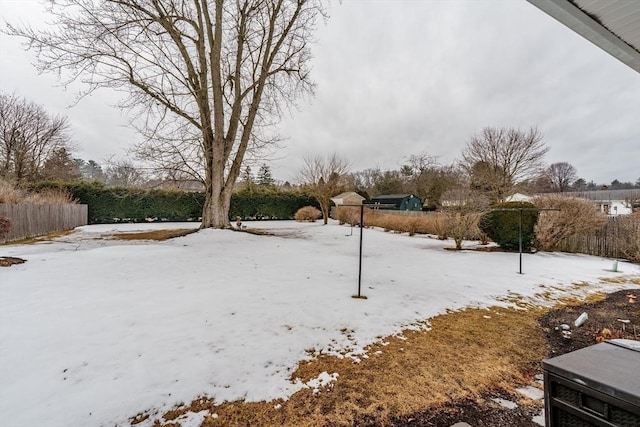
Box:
519, 208, 523, 274
357, 204, 364, 297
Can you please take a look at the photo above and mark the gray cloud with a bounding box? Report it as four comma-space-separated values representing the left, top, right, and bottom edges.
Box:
1, 0, 638, 185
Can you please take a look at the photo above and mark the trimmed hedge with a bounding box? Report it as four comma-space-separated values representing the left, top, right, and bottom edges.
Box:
479, 201, 539, 251
230, 187, 318, 220
25, 182, 319, 224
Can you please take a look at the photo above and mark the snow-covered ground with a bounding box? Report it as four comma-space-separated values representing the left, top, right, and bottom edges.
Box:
1, 220, 638, 427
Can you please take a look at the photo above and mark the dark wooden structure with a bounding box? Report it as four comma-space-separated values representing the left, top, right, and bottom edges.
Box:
365, 194, 422, 212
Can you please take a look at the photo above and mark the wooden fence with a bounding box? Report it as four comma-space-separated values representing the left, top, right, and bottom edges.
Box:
0, 204, 88, 244
556, 216, 639, 259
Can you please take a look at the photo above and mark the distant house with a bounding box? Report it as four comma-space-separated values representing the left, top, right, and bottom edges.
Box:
330, 191, 366, 206
365, 194, 423, 211
537, 189, 639, 216
505, 193, 534, 203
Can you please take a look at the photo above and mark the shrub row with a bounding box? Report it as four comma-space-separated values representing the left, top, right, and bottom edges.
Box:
25, 182, 318, 224
231, 187, 318, 221
335, 207, 459, 239
335, 204, 528, 249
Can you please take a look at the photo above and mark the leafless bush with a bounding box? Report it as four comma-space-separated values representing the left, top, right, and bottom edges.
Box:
294, 206, 322, 222
533, 196, 607, 251
618, 213, 640, 263
0, 216, 11, 239
335, 206, 361, 226
0, 179, 24, 203
24, 189, 77, 205
441, 188, 489, 249
0, 180, 77, 205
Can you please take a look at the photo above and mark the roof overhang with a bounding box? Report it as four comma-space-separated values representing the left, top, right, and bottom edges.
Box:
527, 0, 640, 72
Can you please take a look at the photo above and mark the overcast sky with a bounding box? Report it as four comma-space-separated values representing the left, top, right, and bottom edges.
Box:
1, 0, 639, 184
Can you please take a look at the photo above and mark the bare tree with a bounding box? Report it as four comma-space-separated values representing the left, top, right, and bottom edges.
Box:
541, 162, 577, 193
0, 93, 72, 184
441, 186, 489, 250
298, 153, 349, 225
8, 0, 324, 228
462, 126, 548, 203
42, 147, 81, 182
105, 159, 146, 187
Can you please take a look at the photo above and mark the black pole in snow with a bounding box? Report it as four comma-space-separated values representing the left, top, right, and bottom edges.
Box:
357, 204, 364, 298
519, 208, 523, 275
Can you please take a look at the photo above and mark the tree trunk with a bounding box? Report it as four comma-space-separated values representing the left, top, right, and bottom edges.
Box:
201, 147, 232, 229
321, 203, 329, 225
201, 189, 231, 228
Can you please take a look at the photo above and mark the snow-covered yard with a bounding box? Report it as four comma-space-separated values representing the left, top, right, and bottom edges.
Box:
1, 220, 638, 427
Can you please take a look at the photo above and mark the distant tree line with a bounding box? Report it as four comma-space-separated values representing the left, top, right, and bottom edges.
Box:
3, 92, 638, 207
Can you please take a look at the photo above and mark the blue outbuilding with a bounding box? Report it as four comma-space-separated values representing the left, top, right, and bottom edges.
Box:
365, 194, 423, 211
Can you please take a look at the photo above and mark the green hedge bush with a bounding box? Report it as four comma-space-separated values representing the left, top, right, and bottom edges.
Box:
24, 182, 318, 224
479, 201, 539, 251
230, 186, 318, 220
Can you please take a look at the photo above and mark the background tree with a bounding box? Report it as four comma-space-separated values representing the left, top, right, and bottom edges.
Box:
461, 126, 548, 203
79, 159, 106, 182
41, 147, 81, 182
241, 165, 254, 191
373, 170, 405, 196
572, 178, 587, 191
105, 159, 145, 188
541, 162, 577, 193
0, 92, 72, 184
9, 0, 324, 228
257, 164, 275, 186
298, 153, 349, 225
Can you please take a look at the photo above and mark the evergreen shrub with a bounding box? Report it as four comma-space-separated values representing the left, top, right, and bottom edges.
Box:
25, 182, 317, 224
479, 201, 539, 251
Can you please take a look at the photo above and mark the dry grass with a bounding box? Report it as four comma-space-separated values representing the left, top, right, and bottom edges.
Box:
148, 305, 549, 426
24, 188, 78, 205
0, 179, 77, 205
335, 207, 452, 238
294, 206, 322, 222
0, 179, 24, 203
599, 275, 640, 285
1, 229, 75, 245
111, 229, 198, 241
233, 227, 275, 236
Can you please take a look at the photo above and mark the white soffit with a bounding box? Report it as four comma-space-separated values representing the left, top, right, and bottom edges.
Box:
527, 0, 640, 72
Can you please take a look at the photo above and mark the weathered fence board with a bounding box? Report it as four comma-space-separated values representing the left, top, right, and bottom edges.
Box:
0, 204, 88, 243
557, 216, 639, 259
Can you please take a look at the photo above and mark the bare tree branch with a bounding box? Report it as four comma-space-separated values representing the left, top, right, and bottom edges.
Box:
6, 0, 324, 227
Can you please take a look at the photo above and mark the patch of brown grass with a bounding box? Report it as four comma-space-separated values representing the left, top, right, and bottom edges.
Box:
599, 275, 640, 285
1, 229, 75, 245
150, 306, 548, 426
112, 229, 198, 241
233, 227, 275, 236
